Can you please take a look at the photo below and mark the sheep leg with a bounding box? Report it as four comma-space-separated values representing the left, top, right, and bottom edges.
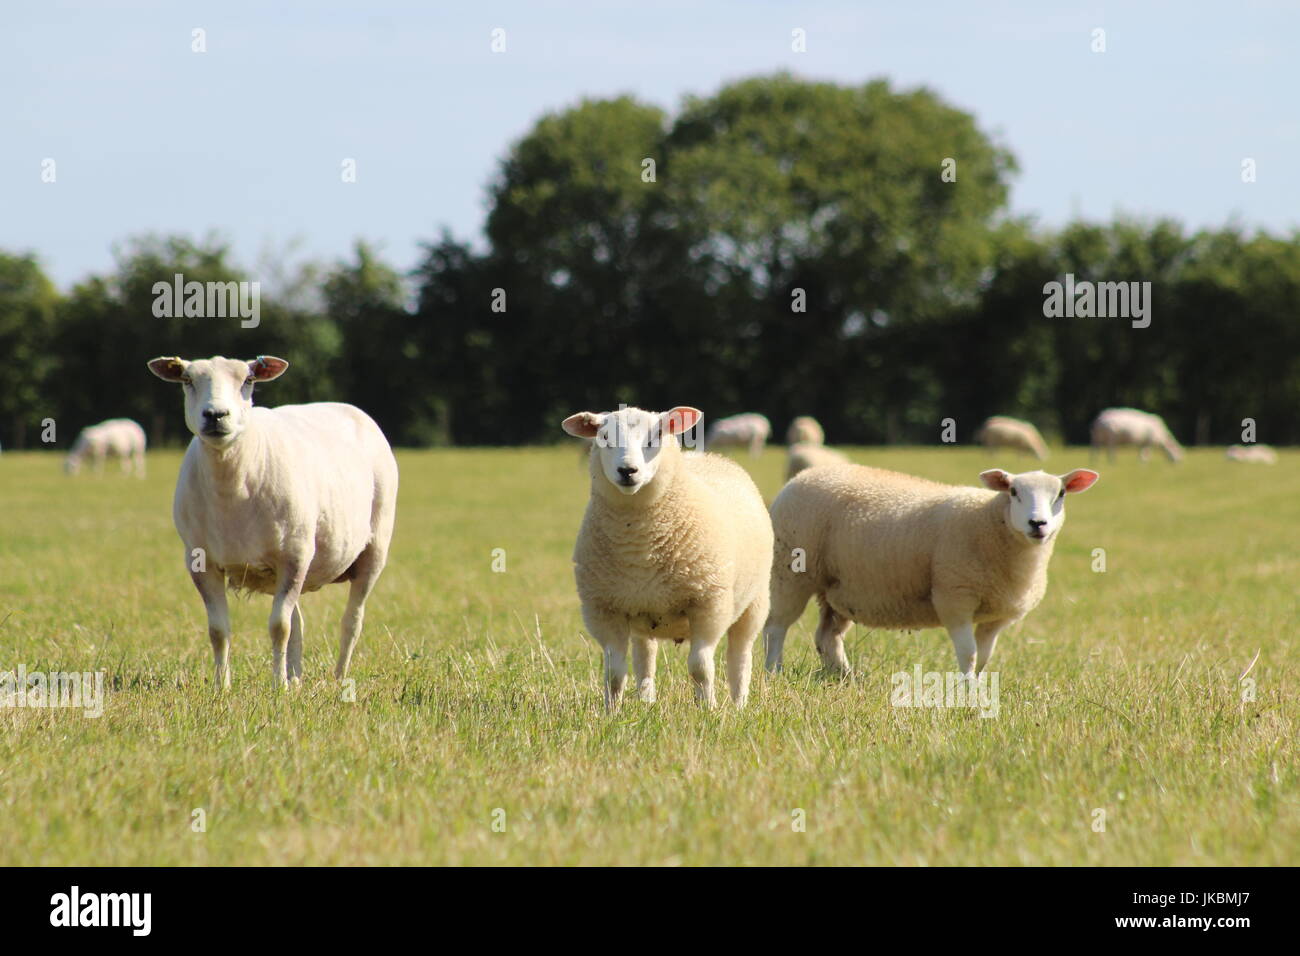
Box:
934, 593, 979, 678
335, 579, 370, 680
269, 564, 308, 689
686, 607, 730, 708
943, 622, 977, 679
726, 599, 766, 707
335, 545, 387, 680
632, 636, 658, 702
763, 569, 815, 672
604, 639, 630, 710
975, 619, 1009, 674
813, 601, 853, 675
191, 565, 231, 690
583, 607, 630, 710
286, 603, 305, 684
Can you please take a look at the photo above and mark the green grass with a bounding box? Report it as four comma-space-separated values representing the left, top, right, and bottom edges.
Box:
0, 446, 1295, 865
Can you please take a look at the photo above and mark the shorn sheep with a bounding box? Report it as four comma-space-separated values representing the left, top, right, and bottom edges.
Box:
562, 406, 774, 709
704, 412, 771, 457
1091, 407, 1184, 462
786, 416, 824, 447
1226, 444, 1277, 464
974, 415, 1047, 460
785, 442, 849, 482
65, 418, 147, 476
763, 464, 1099, 677
148, 355, 398, 689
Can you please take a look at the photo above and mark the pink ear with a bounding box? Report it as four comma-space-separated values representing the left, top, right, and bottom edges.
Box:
249, 356, 289, 381
1062, 469, 1100, 493
147, 357, 187, 382
561, 412, 603, 439
663, 407, 702, 436
979, 469, 1014, 492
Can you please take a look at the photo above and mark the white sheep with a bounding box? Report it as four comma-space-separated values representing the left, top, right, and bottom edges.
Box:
785, 442, 849, 482
704, 412, 771, 457
1091, 407, 1184, 462
763, 464, 1099, 677
1226, 444, 1277, 464
148, 355, 398, 689
786, 416, 824, 447
65, 418, 147, 477
562, 406, 774, 709
974, 415, 1048, 460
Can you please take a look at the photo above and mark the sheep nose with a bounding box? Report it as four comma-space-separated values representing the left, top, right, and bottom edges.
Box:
203, 408, 229, 422
1028, 518, 1047, 530
617, 465, 638, 478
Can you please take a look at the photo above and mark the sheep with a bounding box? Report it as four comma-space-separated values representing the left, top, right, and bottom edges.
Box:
974, 415, 1048, 460
147, 355, 398, 689
1091, 407, 1184, 462
704, 412, 770, 457
562, 406, 774, 709
763, 464, 1099, 677
65, 419, 147, 477
785, 442, 849, 482
1226, 444, 1278, 464
786, 416, 825, 447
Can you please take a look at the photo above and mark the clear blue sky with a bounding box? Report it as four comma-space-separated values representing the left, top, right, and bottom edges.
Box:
4, 0, 1296, 288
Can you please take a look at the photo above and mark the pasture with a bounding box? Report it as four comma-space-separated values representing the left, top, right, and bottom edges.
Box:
0, 446, 1295, 865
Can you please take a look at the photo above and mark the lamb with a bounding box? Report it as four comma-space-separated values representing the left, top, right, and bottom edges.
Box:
786, 416, 825, 447
974, 415, 1048, 460
562, 406, 774, 709
785, 442, 849, 482
763, 464, 1099, 677
148, 355, 398, 689
1091, 407, 1184, 462
1226, 444, 1278, 464
65, 418, 147, 477
704, 412, 771, 457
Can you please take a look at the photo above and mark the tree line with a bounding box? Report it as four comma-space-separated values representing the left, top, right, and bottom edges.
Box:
2, 73, 1295, 450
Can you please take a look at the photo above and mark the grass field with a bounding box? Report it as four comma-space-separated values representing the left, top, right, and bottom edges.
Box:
1, 446, 1296, 865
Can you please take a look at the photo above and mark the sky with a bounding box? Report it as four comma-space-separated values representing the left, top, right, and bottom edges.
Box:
4, 0, 1297, 288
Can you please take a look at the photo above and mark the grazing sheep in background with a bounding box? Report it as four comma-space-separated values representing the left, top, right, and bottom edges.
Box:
786, 416, 825, 447
65, 419, 147, 477
704, 412, 771, 457
1091, 407, 1184, 462
974, 415, 1048, 460
1226, 444, 1278, 464
563, 406, 774, 709
785, 442, 849, 481
763, 464, 1099, 677
148, 355, 398, 689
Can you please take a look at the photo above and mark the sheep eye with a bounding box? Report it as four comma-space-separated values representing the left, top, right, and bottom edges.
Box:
1009, 488, 1018, 498
180, 377, 192, 387
244, 377, 254, 387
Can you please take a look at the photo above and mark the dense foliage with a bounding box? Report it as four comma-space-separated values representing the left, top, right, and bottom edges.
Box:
2, 74, 1295, 448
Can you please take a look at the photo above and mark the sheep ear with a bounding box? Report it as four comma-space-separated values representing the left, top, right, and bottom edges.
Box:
979, 469, 1014, 492
248, 356, 288, 381
1061, 469, 1099, 494
562, 412, 604, 439
662, 407, 702, 436
147, 357, 188, 382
